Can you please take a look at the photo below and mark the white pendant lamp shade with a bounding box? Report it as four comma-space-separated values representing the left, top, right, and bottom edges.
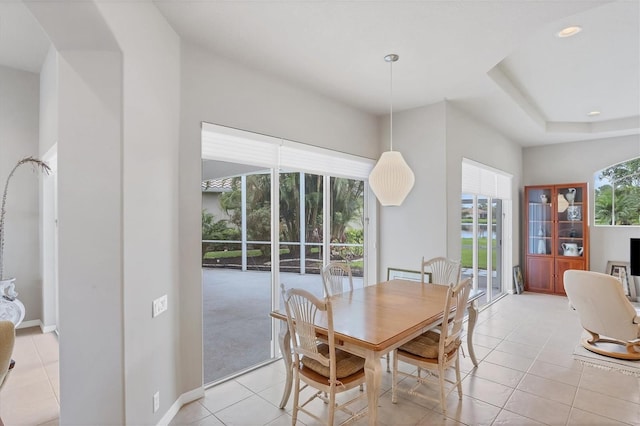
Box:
369, 151, 415, 206
369, 53, 415, 206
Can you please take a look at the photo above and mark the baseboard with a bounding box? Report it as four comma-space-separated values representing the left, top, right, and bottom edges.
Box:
16, 319, 40, 329
40, 323, 57, 333
15, 319, 57, 334
157, 386, 205, 426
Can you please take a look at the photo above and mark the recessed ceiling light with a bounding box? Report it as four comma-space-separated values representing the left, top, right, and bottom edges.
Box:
587, 111, 601, 117
557, 26, 582, 38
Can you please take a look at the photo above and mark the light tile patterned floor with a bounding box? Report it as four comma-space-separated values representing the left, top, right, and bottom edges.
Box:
172, 292, 640, 426
4, 292, 640, 425
0, 327, 59, 426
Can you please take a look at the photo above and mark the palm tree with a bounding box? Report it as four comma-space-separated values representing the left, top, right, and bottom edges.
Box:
612, 189, 640, 225
595, 182, 640, 225
595, 185, 614, 225
279, 172, 301, 255
596, 159, 640, 225
218, 173, 364, 262
220, 174, 272, 256
330, 177, 364, 243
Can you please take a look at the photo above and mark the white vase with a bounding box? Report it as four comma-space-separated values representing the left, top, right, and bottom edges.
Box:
0, 277, 17, 300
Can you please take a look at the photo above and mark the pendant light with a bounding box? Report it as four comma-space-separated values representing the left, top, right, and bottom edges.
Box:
368, 54, 415, 206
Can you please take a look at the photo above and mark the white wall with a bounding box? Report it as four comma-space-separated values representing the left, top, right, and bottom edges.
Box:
202, 192, 227, 220
377, 102, 447, 277
523, 134, 640, 297
31, 2, 186, 422
446, 103, 523, 270
377, 101, 523, 282
39, 48, 58, 157
181, 43, 379, 160
0, 65, 42, 322
96, 3, 182, 424
31, 3, 186, 422
39, 47, 59, 331
57, 50, 125, 425
26, 2, 126, 423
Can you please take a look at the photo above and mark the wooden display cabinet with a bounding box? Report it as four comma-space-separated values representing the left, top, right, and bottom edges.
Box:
524, 183, 589, 295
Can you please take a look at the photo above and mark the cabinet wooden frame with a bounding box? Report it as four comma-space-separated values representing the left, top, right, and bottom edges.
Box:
524, 183, 589, 295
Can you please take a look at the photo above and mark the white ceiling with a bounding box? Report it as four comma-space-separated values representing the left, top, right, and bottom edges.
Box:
2, 1, 638, 147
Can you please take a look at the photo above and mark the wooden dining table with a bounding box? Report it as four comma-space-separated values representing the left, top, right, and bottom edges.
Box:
270, 279, 485, 425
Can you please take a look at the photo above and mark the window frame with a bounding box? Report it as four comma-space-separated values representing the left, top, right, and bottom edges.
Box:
593, 157, 640, 227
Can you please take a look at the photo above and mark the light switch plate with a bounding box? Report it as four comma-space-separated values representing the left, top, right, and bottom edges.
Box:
152, 295, 168, 317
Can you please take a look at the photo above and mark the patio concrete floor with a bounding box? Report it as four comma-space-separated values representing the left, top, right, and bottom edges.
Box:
203, 268, 364, 384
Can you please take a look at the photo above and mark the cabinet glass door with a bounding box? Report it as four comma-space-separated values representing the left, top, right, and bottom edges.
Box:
556, 185, 585, 258
526, 187, 552, 256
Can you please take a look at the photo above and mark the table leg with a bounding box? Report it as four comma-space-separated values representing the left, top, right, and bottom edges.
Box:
467, 300, 479, 367
364, 353, 381, 425
276, 320, 293, 409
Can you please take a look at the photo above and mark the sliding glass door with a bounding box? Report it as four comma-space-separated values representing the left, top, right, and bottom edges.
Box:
278, 171, 325, 299
202, 169, 274, 384
202, 168, 368, 385
328, 177, 365, 288
461, 194, 504, 307
201, 124, 373, 386
461, 159, 511, 306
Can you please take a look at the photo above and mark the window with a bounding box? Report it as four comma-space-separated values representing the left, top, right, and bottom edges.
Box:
594, 157, 640, 226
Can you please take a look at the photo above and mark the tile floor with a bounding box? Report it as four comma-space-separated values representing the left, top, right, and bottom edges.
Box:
3, 292, 640, 425
0, 327, 59, 426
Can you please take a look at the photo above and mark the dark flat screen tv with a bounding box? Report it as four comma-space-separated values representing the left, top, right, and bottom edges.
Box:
631, 238, 640, 276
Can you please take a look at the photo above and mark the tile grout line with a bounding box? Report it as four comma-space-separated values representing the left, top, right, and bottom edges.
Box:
32, 334, 61, 408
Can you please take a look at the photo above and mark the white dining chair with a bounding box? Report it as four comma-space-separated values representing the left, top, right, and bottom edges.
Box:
391, 278, 472, 415
421, 256, 461, 285
321, 261, 354, 296
281, 284, 368, 425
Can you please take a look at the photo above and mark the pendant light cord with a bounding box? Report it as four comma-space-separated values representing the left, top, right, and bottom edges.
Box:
389, 58, 394, 152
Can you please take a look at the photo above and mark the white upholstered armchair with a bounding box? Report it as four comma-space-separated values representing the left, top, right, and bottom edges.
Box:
0, 320, 15, 388
564, 269, 640, 360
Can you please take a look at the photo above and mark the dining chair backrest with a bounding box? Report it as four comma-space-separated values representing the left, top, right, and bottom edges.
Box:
321, 262, 354, 296
390, 276, 473, 415
281, 285, 336, 380
280, 283, 368, 424
421, 256, 461, 285
440, 278, 472, 357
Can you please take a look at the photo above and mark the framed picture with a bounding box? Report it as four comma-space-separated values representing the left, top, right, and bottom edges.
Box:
387, 267, 430, 283
513, 265, 524, 294
606, 261, 636, 301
